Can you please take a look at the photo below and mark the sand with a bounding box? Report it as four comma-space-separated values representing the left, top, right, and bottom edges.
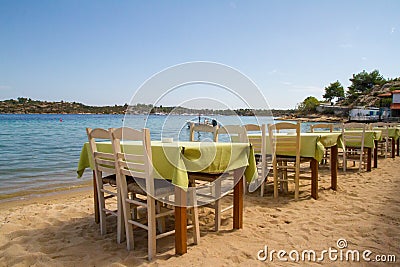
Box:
1, 156, 399, 266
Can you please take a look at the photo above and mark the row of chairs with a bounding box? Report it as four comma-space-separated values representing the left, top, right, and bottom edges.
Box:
190, 121, 395, 199
87, 127, 199, 261
87, 121, 396, 259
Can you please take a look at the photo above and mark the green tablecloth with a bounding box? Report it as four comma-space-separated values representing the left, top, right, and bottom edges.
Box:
389, 128, 400, 140
373, 127, 400, 141
248, 132, 341, 162
77, 141, 257, 188
336, 130, 382, 148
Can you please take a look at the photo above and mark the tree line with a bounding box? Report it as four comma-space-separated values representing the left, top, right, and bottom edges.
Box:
297, 70, 399, 114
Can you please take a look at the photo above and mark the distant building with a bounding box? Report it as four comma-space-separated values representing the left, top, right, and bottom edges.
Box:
378, 90, 400, 119
391, 90, 400, 117
348, 106, 381, 122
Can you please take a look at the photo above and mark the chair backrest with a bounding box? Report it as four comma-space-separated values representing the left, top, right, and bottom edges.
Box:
189, 122, 218, 142
110, 127, 154, 194
86, 128, 115, 174
341, 123, 366, 149
268, 122, 301, 160
215, 125, 247, 142
244, 124, 265, 154
244, 124, 261, 131
310, 123, 333, 133
370, 122, 389, 139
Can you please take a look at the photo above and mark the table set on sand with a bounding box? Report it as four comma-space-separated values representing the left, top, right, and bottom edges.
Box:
76, 123, 399, 259
77, 139, 257, 256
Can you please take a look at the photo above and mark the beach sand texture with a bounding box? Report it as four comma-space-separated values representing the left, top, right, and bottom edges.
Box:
1, 157, 399, 266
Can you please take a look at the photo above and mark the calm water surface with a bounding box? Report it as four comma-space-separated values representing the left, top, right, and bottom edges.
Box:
0, 114, 317, 200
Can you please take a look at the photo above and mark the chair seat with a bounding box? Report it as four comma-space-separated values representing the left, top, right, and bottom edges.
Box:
188, 172, 221, 182
127, 178, 174, 196
276, 155, 313, 163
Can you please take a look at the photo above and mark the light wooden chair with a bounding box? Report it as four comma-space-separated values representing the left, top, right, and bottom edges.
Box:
268, 122, 313, 200
310, 123, 333, 133
189, 122, 218, 142
86, 128, 124, 243
111, 127, 199, 260
188, 125, 246, 231
244, 124, 270, 197
214, 125, 247, 142
340, 123, 367, 172
310, 123, 333, 166
370, 122, 391, 158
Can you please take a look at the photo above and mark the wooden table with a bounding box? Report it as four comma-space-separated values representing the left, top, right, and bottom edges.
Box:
335, 130, 382, 171
249, 132, 341, 199
77, 141, 256, 256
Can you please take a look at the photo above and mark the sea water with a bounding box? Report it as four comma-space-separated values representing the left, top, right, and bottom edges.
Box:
0, 114, 316, 200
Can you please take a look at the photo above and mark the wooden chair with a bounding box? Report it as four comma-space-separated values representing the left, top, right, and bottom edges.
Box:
310, 123, 333, 166
86, 128, 124, 243
370, 122, 391, 158
340, 123, 367, 172
189, 122, 218, 142
111, 127, 200, 260
310, 123, 333, 133
214, 125, 247, 142
268, 122, 313, 200
188, 125, 245, 231
244, 124, 270, 197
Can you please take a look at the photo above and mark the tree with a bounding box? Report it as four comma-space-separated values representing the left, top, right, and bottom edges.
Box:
323, 81, 344, 103
297, 96, 320, 114
346, 69, 385, 102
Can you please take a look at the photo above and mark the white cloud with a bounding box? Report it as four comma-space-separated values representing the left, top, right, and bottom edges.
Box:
290, 85, 323, 93
339, 43, 353, 48
361, 57, 367, 61
0, 85, 11, 90
281, 81, 293, 86
268, 69, 278, 75
391, 27, 396, 34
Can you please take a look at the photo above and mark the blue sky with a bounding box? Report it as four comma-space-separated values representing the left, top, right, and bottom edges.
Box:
0, 0, 399, 109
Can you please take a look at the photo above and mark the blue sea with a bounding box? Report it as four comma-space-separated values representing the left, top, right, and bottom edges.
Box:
0, 114, 317, 201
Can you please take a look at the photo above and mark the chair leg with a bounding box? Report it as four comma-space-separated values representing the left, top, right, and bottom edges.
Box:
95, 170, 107, 236
117, 190, 125, 244
124, 202, 135, 251
259, 179, 264, 197
273, 161, 278, 198
147, 196, 157, 261
190, 190, 200, 244
156, 201, 166, 233
294, 163, 299, 200
213, 179, 222, 231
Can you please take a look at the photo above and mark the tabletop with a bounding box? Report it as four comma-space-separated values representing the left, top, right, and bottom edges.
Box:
77, 140, 257, 188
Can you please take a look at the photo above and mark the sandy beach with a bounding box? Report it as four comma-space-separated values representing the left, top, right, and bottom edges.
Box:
1, 156, 399, 266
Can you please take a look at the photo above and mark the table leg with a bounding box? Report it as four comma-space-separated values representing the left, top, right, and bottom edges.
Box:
368, 147, 372, 171
175, 186, 187, 255
311, 159, 318, 199
397, 138, 400, 156
330, 145, 338, 191
373, 141, 378, 168
391, 138, 395, 158
93, 170, 99, 224
233, 168, 244, 229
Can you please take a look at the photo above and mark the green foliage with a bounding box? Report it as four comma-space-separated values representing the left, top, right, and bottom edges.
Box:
297, 96, 320, 114
323, 80, 345, 102
379, 98, 392, 108
346, 69, 385, 103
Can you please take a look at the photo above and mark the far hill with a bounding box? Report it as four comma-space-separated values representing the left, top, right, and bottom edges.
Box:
0, 97, 294, 116
348, 79, 400, 108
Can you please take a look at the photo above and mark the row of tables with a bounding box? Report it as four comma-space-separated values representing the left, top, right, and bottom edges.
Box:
76, 126, 400, 256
